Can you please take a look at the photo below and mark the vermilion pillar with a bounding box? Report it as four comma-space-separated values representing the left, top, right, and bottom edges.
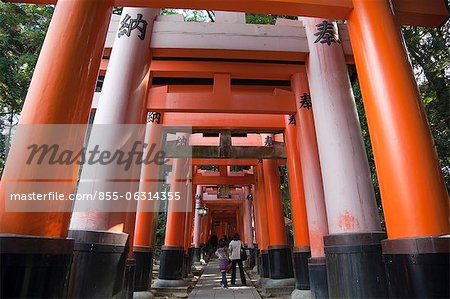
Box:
0, 1, 112, 297
291, 72, 329, 298
0, 0, 112, 237
291, 72, 329, 258
164, 160, 188, 248
192, 185, 203, 263
200, 211, 209, 246
254, 165, 270, 278
184, 184, 195, 252
348, 1, 449, 297
304, 18, 381, 235
183, 183, 195, 278
304, 17, 386, 298
284, 117, 309, 246
157, 154, 190, 283
67, 8, 159, 298
70, 8, 159, 233
259, 136, 294, 281
261, 158, 287, 246
284, 115, 311, 291
243, 186, 254, 248
133, 112, 164, 293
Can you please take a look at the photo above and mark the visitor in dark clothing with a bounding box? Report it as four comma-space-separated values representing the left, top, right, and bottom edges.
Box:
209, 232, 218, 252
228, 233, 247, 286
215, 239, 230, 288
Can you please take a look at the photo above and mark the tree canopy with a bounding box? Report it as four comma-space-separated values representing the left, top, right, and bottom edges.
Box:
0, 3, 54, 175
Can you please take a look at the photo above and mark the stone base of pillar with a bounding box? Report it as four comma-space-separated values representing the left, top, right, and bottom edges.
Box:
261, 250, 270, 278
382, 236, 449, 298
308, 257, 328, 299
199, 244, 206, 261
152, 278, 189, 288
122, 258, 136, 299
293, 246, 311, 290
133, 291, 154, 299
133, 247, 154, 292
182, 252, 191, 278
192, 247, 201, 263
67, 230, 129, 298
268, 245, 294, 279
158, 246, 184, 280
324, 232, 388, 298
261, 277, 296, 297
186, 246, 194, 276
246, 247, 256, 269
151, 278, 191, 297
291, 289, 312, 299
254, 248, 260, 274
0, 234, 74, 298
263, 277, 296, 287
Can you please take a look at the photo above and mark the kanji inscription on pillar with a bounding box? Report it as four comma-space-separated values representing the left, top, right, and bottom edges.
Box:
288, 114, 296, 125
118, 13, 148, 40
147, 112, 161, 124
176, 136, 188, 146
299, 93, 312, 110
264, 136, 274, 147
314, 20, 339, 45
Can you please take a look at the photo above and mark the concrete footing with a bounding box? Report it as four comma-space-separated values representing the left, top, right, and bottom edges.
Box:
133, 291, 154, 299
151, 278, 192, 297
291, 289, 312, 299
260, 277, 296, 297
152, 278, 190, 288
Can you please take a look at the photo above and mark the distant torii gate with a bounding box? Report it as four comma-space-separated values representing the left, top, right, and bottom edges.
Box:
0, 0, 448, 299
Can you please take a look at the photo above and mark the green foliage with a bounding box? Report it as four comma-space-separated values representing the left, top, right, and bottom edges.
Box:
161, 9, 215, 22
245, 14, 296, 25
0, 3, 54, 176
401, 21, 450, 189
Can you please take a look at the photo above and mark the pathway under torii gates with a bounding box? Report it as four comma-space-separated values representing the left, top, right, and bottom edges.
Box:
0, 1, 449, 299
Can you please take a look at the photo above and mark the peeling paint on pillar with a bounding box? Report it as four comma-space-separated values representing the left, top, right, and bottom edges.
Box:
338, 210, 359, 231
302, 18, 381, 234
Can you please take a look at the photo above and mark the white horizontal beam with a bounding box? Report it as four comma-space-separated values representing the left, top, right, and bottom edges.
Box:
105, 14, 353, 56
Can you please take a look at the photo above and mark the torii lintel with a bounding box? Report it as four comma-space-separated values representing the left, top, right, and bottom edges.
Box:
4, 0, 448, 28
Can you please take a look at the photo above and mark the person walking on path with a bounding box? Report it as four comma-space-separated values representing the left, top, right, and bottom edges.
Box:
215, 239, 231, 288
228, 233, 247, 286
220, 235, 229, 246
209, 232, 219, 254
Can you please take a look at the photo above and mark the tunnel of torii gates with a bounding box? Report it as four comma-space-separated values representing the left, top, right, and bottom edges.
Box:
0, 0, 449, 298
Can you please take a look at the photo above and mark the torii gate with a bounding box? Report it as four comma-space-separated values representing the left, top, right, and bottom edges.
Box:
0, 0, 448, 299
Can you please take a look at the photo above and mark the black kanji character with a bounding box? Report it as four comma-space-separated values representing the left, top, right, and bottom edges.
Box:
176, 136, 188, 146
118, 13, 148, 40
264, 136, 274, 147
148, 112, 161, 124
314, 20, 339, 46
288, 114, 296, 125
300, 93, 312, 110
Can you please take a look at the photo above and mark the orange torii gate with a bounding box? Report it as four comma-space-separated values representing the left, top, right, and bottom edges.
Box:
0, 0, 448, 298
